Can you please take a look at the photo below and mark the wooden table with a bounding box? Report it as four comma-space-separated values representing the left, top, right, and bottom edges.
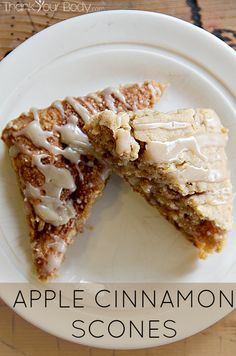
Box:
0, 1, 235, 354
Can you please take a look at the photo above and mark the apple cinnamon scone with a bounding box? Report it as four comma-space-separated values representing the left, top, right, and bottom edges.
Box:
1, 81, 166, 280
84, 109, 233, 257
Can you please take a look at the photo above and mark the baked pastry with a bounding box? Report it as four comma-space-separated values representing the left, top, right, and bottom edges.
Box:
1, 81, 166, 280
84, 108, 233, 257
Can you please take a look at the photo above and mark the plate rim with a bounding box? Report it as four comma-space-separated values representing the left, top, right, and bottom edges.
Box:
0, 10, 235, 105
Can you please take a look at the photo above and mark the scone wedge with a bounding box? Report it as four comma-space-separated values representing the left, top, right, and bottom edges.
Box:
1, 81, 166, 280
84, 109, 233, 257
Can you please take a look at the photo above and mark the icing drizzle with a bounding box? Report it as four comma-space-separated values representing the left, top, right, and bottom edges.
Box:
144, 134, 225, 163
144, 132, 228, 184
133, 120, 191, 130
9, 83, 160, 227
102, 87, 131, 112
12, 104, 92, 227
25, 154, 76, 226
66, 96, 91, 123
121, 110, 229, 188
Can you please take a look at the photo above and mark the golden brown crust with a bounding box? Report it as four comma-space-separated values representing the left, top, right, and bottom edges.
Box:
1, 80, 166, 280
84, 109, 232, 257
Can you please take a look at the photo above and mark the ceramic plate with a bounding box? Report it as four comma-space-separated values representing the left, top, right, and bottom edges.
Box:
0, 10, 235, 348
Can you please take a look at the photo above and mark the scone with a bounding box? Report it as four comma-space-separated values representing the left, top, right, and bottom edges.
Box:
84, 108, 233, 257
1, 81, 166, 280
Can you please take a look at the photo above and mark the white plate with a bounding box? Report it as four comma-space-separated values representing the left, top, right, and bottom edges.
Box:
0, 10, 235, 349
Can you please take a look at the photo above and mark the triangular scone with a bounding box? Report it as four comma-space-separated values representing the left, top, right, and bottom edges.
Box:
84, 109, 233, 257
1, 81, 166, 280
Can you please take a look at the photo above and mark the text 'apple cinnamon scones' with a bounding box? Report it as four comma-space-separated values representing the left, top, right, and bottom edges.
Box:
1, 81, 166, 280
84, 109, 233, 257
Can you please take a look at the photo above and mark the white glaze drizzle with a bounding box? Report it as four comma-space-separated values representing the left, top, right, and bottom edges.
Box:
55, 114, 92, 179
14, 110, 91, 162
46, 253, 64, 273
32, 155, 76, 193
32, 235, 68, 274
12, 106, 93, 226
66, 96, 91, 123
143, 128, 229, 184
102, 87, 130, 112
133, 120, 191, 130
174, 164, 228, 184
148, 83, 161, 101
47, 235, 67, 253
52, 102, 92, 153
60, 147, 81, 165
132, 102, 138, 111
25, 153, 76, 226
207, 199, 229, 206
55, 114, 91, 151
116, 128, 131, 156
143, 131, 227, 163
80, 97, 97, 114
101, 167, 111, 181
14, 109, 53, 152
52, 100, 65, 118
25, 182, 76, 226
144, 136, 207, 163
87, 93, 103, 103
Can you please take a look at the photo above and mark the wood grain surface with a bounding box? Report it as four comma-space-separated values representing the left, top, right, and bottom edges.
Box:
0, 0, 236, 355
